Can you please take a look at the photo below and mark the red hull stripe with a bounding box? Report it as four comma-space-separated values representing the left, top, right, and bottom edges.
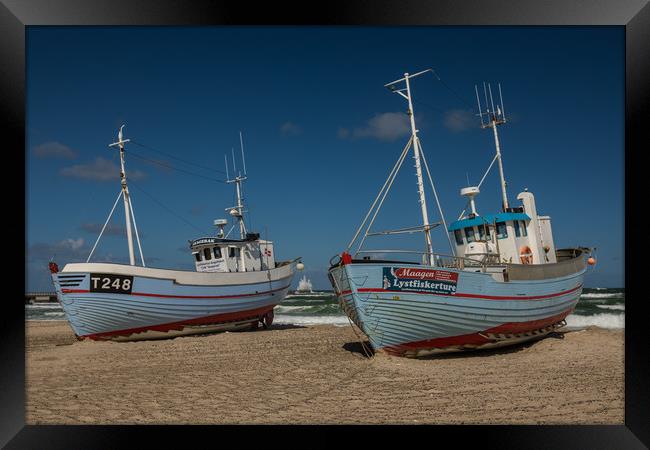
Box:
339, 284, 582, 301
82, 304, 274, 340
383, 308, 575, 355
61, 284, 290, 299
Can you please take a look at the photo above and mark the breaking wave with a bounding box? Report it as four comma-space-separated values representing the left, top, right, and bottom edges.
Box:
565, 313, 624, 330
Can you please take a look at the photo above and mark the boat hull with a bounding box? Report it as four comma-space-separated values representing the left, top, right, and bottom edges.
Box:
328, 260, 585, 357
52, 261, 298, 341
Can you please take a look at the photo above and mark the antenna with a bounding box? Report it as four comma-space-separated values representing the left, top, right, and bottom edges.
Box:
475, 84, 485, 127
225, 154, 230, 181
476, 82, 507, 128
483, 82, 489, 114
476, 82, 509, 211
239, 131, 247, 176
488, 83, 496, 117
225, 132, 249, 240
498, 83, 506, 121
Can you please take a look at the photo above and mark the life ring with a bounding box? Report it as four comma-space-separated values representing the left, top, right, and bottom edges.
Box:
519, 246, 533, 264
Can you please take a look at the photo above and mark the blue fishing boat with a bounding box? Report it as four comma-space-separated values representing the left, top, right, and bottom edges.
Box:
50, 126, 302, 341
328, 70, 595, 357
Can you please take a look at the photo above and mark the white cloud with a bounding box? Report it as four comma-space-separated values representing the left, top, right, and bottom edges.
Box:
65, 237, 85, 250
60, 157, 146, 182
280, 121, 301, 136
79, 223, 127, 237
443, 109, 475, 132
339, 112, 410, 142
27, 237, 88, 262
33, 141, 77, 159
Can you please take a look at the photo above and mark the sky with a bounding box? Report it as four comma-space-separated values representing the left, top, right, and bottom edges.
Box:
26, 26, 624, 291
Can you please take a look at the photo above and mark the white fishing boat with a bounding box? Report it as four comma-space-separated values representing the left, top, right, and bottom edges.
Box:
328, 70, 596, 357
50, 126, 302, 341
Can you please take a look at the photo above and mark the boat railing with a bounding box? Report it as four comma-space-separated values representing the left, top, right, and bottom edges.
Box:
353, 249, 499, 271
349, 248, 588, 280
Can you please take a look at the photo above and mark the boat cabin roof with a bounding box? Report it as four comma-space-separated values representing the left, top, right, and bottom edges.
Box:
447, 212, 530, 232
189, 233, 261, 249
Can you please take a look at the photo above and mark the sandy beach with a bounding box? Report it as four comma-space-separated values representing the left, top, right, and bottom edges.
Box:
26, 321, 624, 424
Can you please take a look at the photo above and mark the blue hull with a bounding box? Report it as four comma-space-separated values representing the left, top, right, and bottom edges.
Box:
329, 261, 585, 357
52, 262, 297, 340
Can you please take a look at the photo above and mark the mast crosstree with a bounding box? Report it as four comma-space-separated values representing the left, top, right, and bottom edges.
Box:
87, 125, 145, 266
346, 69, 454, 265
476, 82, 509, 212
224, 131, 249, 240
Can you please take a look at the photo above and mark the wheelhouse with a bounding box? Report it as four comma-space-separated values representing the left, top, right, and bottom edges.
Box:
447, 190, 557, 265
189, 233, 275, 273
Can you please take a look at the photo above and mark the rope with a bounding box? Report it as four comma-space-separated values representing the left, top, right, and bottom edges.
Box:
130, 140, 227, 175
345, 314, 373, 359
431, 69, 475, 110
128, 151, 227, 184
86, 190, 123, 262
346, 136, 413, 252
356, 137, 412, 254
457, 153, 499, 220
419, 140, 456, 256
129, 181, 210, 235
127, 190, 146, 267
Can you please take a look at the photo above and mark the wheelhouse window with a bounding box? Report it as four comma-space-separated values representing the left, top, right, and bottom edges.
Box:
464, 227, 476, 243
520, 221, 528, 236
213, 247, 222, 259
496, 222, 508, 239
194, 252, 201, 262
454, 229, 464, 245
203, 247, 212, 260
514, 220, 521, 237
478, 224, 490, 241
229, 247, 240, 258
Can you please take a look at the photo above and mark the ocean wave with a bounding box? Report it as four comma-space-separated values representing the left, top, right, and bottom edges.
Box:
566, 313, 624, 329
595, 304, 625, 311
274, 304, 342, 315
580, 293, 623, 299
275, 305, 311, 312
285, 292, 335, 299
273, 314, 349, 327
25, 303, 62, 309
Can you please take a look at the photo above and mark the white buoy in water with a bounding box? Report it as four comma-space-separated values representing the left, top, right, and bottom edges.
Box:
296, 262, 305, 271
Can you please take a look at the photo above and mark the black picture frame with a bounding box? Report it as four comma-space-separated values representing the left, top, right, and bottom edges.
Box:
4, 0, 646, 447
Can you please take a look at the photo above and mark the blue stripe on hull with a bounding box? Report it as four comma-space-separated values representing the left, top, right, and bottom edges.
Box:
53, 274, 294, 337
330, 263, 585, 352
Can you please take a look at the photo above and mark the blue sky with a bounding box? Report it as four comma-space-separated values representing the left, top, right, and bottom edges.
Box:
26, 26, 624, 290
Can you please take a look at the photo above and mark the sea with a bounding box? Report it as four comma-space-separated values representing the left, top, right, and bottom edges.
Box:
26, 288, 625, 330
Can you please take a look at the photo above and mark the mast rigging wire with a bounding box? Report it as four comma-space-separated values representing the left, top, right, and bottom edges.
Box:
431, 69, 476, 110
418, 141, 456, 255
345, 136, 413, 252
86, 190, 123, 262
129, 181, 210, 236
130, 140, 227, 175
127, 192, 146, 266
127, 151, 227, 184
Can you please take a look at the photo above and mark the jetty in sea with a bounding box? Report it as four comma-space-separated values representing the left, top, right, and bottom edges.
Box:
25, 292, 57, 304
